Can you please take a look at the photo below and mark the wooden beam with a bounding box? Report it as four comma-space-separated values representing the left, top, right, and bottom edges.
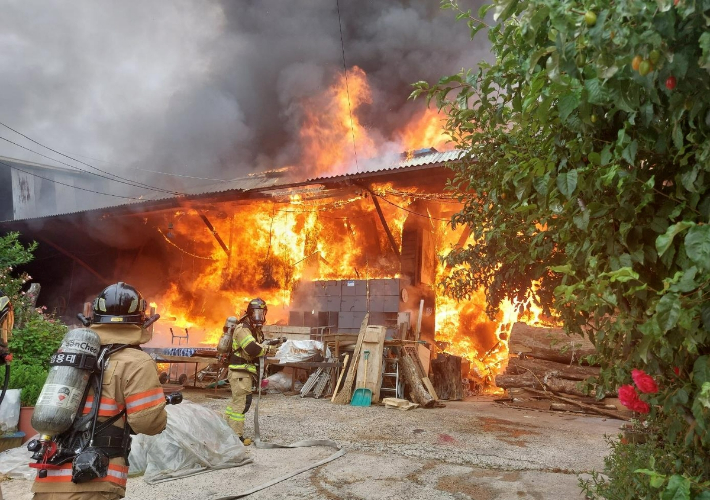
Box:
38, 237, 111, 284
198, 211, 230, 256
361, 185, 401, 261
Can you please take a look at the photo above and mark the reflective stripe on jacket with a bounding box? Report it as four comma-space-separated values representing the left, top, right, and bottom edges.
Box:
228, 323, 267, 372
33, 463, 129, 488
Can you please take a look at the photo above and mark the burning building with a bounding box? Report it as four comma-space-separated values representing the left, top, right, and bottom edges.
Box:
0, 147, 514, 390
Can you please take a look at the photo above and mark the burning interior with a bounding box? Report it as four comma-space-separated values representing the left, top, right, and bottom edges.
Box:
4, 150, 520, 393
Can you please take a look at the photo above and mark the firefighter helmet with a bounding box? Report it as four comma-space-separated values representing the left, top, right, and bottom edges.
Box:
246, 297, 267, 326
92, 282, 147, 325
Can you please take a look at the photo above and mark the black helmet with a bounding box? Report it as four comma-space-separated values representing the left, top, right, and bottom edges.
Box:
92, 282, 147, 325
246, 297, 267, 326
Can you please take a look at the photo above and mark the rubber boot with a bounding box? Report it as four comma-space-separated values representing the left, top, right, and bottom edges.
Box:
240, 436, 252, 446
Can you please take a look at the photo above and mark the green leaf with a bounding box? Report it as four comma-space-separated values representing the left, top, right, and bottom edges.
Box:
550, 264, 574, 275
533, 174, 550, 196
584, 78, 605, 104
656, 293, 681, 332
693, 356, 710, 386
672, 125, 684, 149
656, 221, 695, 257
558, 94, 580, 122
556, 170, 578, 199
661, 475, 690, 500
698, 32, 710, 70
684, 225, 710, 271
697, 381, 710, 409
608, 267, 639, 283
622, 140, 638, 166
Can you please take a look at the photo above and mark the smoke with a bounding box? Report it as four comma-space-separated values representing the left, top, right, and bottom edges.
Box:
0, 0, 491, 195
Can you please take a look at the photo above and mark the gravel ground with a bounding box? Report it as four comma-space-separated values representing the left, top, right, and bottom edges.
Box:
2, 388, 622, 500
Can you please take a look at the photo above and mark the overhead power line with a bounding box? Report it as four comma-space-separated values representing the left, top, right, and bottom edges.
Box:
62, 152, 233, 183
0, 120, 181, 196
336, 0, 360, 173
0, 135, 174, 195
0, 158, 140, 200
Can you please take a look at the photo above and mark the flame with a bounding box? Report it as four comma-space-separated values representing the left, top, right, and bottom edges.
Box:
299, 66, 376, 177
397, 108, 450, 152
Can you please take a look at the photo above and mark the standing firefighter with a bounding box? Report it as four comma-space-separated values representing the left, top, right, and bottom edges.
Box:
30, 282, 169, 500
222, 298, 279, 445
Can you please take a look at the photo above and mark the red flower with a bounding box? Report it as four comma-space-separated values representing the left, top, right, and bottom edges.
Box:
632, 369, 658, 394
630, 399, 650, 414
673, 367, 680, 376
618, 385, 639, 408
618, 384, 651, 414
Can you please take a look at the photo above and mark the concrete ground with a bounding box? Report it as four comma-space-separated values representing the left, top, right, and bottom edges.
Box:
1, 389, 622, 499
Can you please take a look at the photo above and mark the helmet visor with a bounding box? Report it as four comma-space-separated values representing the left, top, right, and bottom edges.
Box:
251, 308, 266, 324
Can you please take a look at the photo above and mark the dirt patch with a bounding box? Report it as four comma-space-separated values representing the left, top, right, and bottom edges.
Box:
436, 473, 498, 500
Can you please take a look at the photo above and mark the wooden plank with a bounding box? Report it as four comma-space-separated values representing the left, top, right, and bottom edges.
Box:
332, 314, 369, 404
331, 354, 350, 402
421, 376, 439, 401
356, 325, 386, 402
263, 325, 312, 338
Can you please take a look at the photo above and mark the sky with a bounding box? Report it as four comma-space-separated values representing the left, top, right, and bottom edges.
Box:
0, 0, 491, 195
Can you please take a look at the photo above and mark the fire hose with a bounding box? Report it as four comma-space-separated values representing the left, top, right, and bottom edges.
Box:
213, 356, 346, 500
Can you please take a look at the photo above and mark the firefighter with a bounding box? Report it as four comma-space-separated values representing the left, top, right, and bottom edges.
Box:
225, 297, 279, 445
31, 282, 168, 500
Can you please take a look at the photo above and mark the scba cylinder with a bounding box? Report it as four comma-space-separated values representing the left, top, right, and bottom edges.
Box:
217, 316, 238, 354
31, 328, 101, 439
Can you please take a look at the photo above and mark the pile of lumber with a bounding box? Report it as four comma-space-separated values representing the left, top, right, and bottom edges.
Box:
496, 322, 629, 420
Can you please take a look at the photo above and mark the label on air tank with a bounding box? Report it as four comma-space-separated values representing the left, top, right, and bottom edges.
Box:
36, 384, 83, 409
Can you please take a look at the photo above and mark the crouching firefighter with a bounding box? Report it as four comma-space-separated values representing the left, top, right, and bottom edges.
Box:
218, 298, 282, 446
28, 282, 179, 500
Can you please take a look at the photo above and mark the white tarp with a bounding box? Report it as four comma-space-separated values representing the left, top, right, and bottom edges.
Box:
0, 400, 251, 484
129, 401, 251, 483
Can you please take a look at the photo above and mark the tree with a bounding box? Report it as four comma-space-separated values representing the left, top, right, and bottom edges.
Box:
413, 0, 710, 497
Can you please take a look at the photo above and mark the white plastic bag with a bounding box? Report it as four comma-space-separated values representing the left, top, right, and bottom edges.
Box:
129, 400, 252, 484
263, 370, 294, 393
274, 340, 328, 363
0, 389, 21, 434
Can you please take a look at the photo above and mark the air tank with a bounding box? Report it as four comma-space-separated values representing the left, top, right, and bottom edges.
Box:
217, 316, 238, 354
31, 328, 101, 439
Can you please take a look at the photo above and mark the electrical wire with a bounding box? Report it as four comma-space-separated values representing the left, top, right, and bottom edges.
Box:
0, 121, 181, 196
369, 191, 452, 222
65, 152, 233, 183
0, 135, 175, 195
0, 158, 141, 200
335, 0, 359, 173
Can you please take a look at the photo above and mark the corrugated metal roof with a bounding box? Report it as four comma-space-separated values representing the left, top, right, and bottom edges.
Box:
2, 149, 462, 223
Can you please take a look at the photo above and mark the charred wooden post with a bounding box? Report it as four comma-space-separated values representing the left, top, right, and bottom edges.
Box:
431, 353, 464, 401
398, 347, 435, 408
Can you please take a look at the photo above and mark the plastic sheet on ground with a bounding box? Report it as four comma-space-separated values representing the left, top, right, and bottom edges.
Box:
274, 340, 329, 363
129, 401, 252, 484
0, 443, 34, 480
0, 389, 21, 434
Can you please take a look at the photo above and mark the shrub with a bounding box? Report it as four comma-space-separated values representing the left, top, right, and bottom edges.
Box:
0, 361, 49, 407
8, 313, 66, 368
